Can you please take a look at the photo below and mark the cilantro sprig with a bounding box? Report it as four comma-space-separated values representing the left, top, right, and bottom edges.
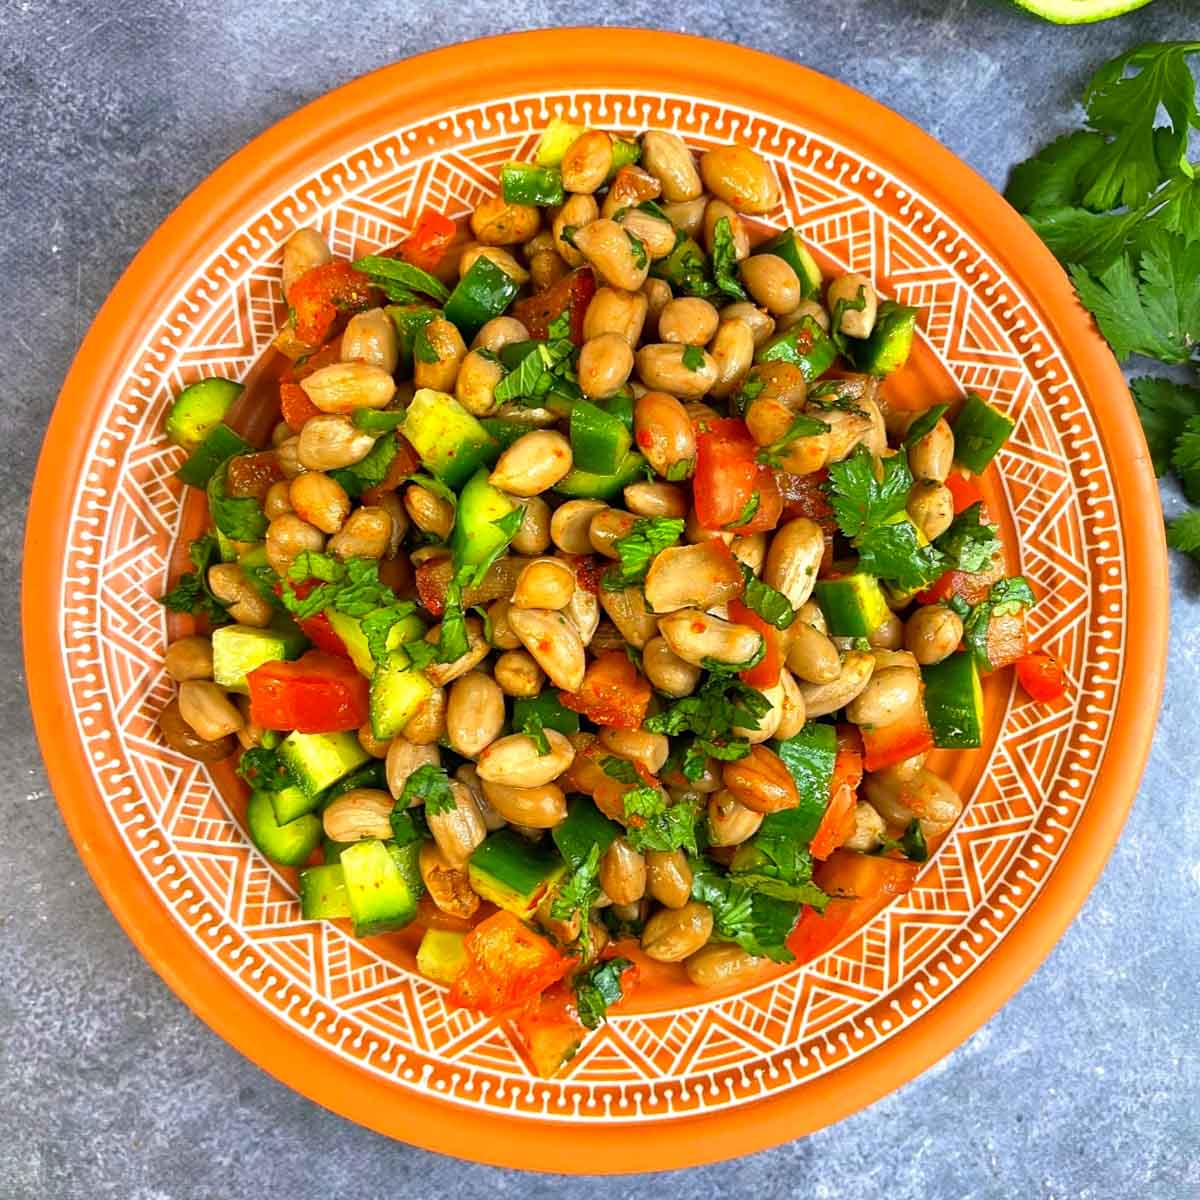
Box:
1006, 42, 1200, 566
824, 445, 945, 589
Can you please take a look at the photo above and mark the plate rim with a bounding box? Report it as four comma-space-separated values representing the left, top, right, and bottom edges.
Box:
23, 27, 1168, 1173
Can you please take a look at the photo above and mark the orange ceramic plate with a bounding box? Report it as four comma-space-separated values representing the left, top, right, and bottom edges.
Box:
23, 30, 1167, 1172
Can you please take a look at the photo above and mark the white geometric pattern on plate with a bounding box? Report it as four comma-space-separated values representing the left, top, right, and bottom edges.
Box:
59, 89, 1122, 1122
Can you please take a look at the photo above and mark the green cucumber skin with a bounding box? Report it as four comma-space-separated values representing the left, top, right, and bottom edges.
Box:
451, 468, 519, 569
443, 256, 521, 341
755, 316, 837, 381
554, 451, 646, 500
246, 790, 322, 867
952, 394, 1015, 474
166, 378, 244, 450
922, 653, 984, 749
570, 399, 633, 475
848, 302, 919, 377
175, 423, 253, 488
340, 839, 420, 937
278, 731, 371, 799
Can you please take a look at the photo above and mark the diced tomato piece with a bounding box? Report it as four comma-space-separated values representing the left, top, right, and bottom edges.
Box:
787, 851, 921, 964
449, 911, 572, 1015
985, 606, 1028, 671
296, 611, 350, 659
246, 651, 369, 733
730, 468, 784, 536
1015, 652, 1068, 703
559, 650, 652, 729
286, 261, 374, 346
515, 982, 587, 1079
225, 451, 283, 500
728, 598, 782, 689
810, 737, 863, 860
280, 381, 322, 432
816, 848, 921, 900
396, 209, 457, 272
693, 418, 760, 531
944, 470, 985, 516
859, 698, 935, 772
513, 268, 596, 345
835, 723, 864, 757
916, 548, 1006, 607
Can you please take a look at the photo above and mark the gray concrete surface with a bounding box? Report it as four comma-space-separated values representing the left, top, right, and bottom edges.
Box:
4, 1, 1199, 1196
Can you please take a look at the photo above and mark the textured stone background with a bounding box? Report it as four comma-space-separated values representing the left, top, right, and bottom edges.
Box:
3, 2, 1198, 1196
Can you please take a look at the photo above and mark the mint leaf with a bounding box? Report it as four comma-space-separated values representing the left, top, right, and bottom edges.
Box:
739, 562, 795, 630
351, 254, 450, 303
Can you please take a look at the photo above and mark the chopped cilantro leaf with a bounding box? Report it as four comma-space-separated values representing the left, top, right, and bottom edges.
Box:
546, 308, 573, 340
399, 763, 455, 814
602, 516, 684, 590
623, 789, 699, 855
646, 673, 770, 740
158, 534, 231, 625
626, 231, 648, 270
825, 444, 913, 539
235, 746, 295, 793
711, 216, 747, 301
755, 411, 827, 469
520, 709, 551, 755
730, 370, 766, 417
493, 337, 577, 406
935, 503, 1000, 573
876, 819, 928, 863
726, 490, 760, 529
681, 343, 706, 371
690, 860, 799, 963
551, 843, 602, 949
351, 254, 450, 303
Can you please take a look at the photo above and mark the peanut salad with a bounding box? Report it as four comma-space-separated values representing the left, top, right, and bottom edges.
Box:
157, 119, 1066, 1077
